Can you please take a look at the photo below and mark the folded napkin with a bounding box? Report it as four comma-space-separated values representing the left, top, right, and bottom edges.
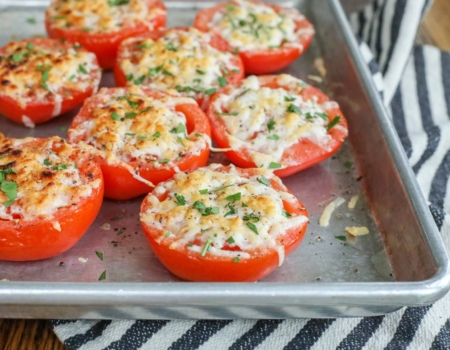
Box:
53, 0, 450, 348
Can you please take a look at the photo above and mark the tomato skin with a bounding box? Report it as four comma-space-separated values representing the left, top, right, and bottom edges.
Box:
69, 88, 212, 200
0, 38, 100, 126
0, 141, 104, 262
45, 0, 167, 69
194, 1, 314, 75
114, 28, 245, 109
140, 166, 308, 282
206, 75, 349, 178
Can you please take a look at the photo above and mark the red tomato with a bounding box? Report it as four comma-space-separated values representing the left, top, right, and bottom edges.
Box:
206, 75, 349, 178
194, 1, 314, 74
0, 137, 104, 261
114, 27, 245, 109
0, 38, 101, 126
140, 165, 308, 282
68, 87, 212, 200
45, 0, 167, 69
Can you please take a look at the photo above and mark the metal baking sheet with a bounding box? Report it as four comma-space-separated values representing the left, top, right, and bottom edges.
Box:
0, 0, 448, 319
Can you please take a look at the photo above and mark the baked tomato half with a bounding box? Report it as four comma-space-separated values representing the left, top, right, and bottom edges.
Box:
194, 0, 314, 74
68, 85, 211, 200
0, 38, 100, 127
140, 164, 308, 282
45, 0, 167, 69
206, 74, 348, 178
114, 27, 244, 110
0, 135, 103, 261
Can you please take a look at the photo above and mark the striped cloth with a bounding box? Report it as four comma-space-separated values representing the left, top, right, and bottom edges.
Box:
52, 0, 450, 348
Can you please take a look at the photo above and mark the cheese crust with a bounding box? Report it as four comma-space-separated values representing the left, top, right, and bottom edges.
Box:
213, 74, 338, 169
46, 0, 165, 33
118, 28, 240, 100
0, 135, 101, 221
141, 164, 307, 263
0, 39, 100, 108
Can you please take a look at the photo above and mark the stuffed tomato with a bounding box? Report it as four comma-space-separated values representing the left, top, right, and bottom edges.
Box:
45, 0, 167, 69
140, 164, 308, 282
0, 135, 103, 261
194, 0, 314, 74
68, 86, 211, 200
114, 27, 244, 109
206, 74, 348, 177
0, 38, 100, 126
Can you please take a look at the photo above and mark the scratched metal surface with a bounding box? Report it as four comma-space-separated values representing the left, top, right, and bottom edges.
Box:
0, 1, 393, 284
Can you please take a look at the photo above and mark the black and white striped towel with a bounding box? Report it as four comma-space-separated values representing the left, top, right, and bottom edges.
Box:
52, 0, 450, 348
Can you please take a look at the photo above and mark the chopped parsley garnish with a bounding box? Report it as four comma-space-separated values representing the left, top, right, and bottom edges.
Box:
126, 100, 139, 109
225, 192, 241, 202
170, 123, 186, 134
233, 257, 240, 263
174, 193, 186, 206
52, 164, 68, 171
165, 43, 178, 52
125, 112, 137, 119
287, 104, 302, 114
215, 111, 238, 116
224, 203, 237, 217
231, 69, 241, 73
246, 222, 258, 235
335, 235, 347, 242
59, 126, 69, 132
209, 184, 233, 193
218, 76, 227, 87
164, 231, 171, 238
282, 210, 292, 218
317, 112, 329, 120
135, 42, 151, 50
226, 236, 235, 244
126, 73, 134, 81
152, 131, 161, 139
111, 112, 120, 121
243, 213, 259, 222
159, 158, 170, 163
107, 0, 129, 6
43, 159, 51, 166
98, 270, 106, 281
162, 69, 174, 76
177, 136, 185, 146
148, 64, 163, 77
200, 238, 213, 257
344, 161, 352, 169
26, 42, 34, 50
141, 107, 153, 113
12, 53, 25, 63
68, 74, 76, 81
40, 66, 51, 90
78, 64, 88, 74
199, 189, 209, 194
0, 168, 17, 207
268, 134, 279, 140
26, 18, 36, 24
95, 251, 104, 261
193, 201, 219, 216
284, 96, 296, 102
204, 88, 217, 95
242, 202, 248, 207
196, 69, 205, 75
326, 116, 341, 131
269, 162, 282, 169
134, 75, 146, 85
257, 175, 271, 187
125, 133, 136, 137
267, 118, 275, 132
137, 134, 148, 141
305, 112, 314, 120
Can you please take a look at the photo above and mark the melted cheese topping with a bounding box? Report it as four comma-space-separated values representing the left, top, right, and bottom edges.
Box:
213, 74, 335, 168
209, 0, 310, 51
0, 40, 99, 108
140, 164, 307, 265
47, 0, 164, 33
68, 86, 210, 169
0, 136, 101, 221
118, 28, 239, 101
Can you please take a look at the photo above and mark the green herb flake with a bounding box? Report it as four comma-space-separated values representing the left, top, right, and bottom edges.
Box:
209, 184, 232, 193
200, 238, 213, 257
246, 222, 258, 235
148, 65, 163, 77
43, 159, 51, 166
226, 236, 235, 244
125, 132, 136, 137
268, 134, 279, 140
231, 69, 240, 73
134, 75, 146, 85
242, 202, 248, 208
282, 210, 292, 218
267, 118, 275, 132
12, 53, 25, 63
162, 69, 174, 76
257, 175, 271, 187
218, 76, 227, 87
335, 235, 347, 242
269, 162, 282, 169
1, 180, 17, 207
165, 43, 178, 52
199, 189, 209, 194
284, 96, 296, 102
152, 131, 161, 139
68, 74, 76, 81
95, 251, 104, 261
26, 42, 34, 50
243, 213, 259, 222
78, 64, 88, 74
59, 126, 69, 132
344, 161, 352, 169
215, 111, 238, 116
174, 193, 186, 206
98, 270, 106, 281
287, 104, 302, 114
225, 192, 241, 202
26, 18, 36, 24
137, 134, 148, 141
233, 257, 240, 263
204, 88, 217, 95
126, 73, 134, 81
135, 42, 151, 50
108, 0, 129, 6
326, 116, 341, 131
177, 136, 185, 146
164, 231, 171, 238
224, 203, 237, 217
125, 112, 137, 119
111, 112, 121, 121
159, 158, 170, 163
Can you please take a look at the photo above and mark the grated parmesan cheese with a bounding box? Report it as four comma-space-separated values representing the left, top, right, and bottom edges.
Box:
319, 197, 345, 227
